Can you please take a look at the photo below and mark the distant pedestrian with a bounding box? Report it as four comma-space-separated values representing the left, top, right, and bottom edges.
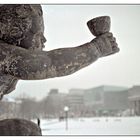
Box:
37, 118, 40, 127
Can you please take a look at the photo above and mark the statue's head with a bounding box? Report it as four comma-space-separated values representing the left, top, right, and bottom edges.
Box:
0, 4, 46, 51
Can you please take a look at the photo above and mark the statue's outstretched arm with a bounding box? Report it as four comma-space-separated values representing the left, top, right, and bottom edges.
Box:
0, 32, 119, 80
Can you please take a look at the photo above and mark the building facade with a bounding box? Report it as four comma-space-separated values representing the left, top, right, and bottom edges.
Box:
84, 85, 129, 116
128, 86, 140, 116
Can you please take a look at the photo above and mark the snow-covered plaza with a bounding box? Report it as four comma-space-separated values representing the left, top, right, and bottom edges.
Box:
37, 117, 140, 135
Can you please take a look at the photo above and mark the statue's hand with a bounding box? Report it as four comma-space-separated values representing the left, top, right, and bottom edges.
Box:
91, 32, 119, 57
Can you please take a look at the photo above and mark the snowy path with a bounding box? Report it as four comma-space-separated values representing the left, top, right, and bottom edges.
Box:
39, 117, 140, 135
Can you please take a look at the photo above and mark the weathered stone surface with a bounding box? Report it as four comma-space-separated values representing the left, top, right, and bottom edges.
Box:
0, 74, 17, 99
0, 119, 42, 136
0, 4, 45, 50
87, 16, 110, 36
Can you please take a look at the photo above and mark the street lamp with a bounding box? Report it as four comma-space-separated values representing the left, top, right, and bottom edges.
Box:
64, 106, 69, 130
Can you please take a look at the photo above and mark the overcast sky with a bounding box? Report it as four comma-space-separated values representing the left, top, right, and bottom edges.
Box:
8, 5, 140, 100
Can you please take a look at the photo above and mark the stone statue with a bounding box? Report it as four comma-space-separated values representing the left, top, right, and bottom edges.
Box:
0, 4, 119, 99
0, 119, 42, 136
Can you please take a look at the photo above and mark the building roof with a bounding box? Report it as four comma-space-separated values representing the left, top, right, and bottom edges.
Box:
69, 89, 85, 94
2, 96, 22, 103
86, 85, 128, 92
2, 96, 16, 103
128, 85, 140, 100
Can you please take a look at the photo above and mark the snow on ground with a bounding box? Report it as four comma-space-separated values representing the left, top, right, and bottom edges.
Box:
38, 117, 140, 135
